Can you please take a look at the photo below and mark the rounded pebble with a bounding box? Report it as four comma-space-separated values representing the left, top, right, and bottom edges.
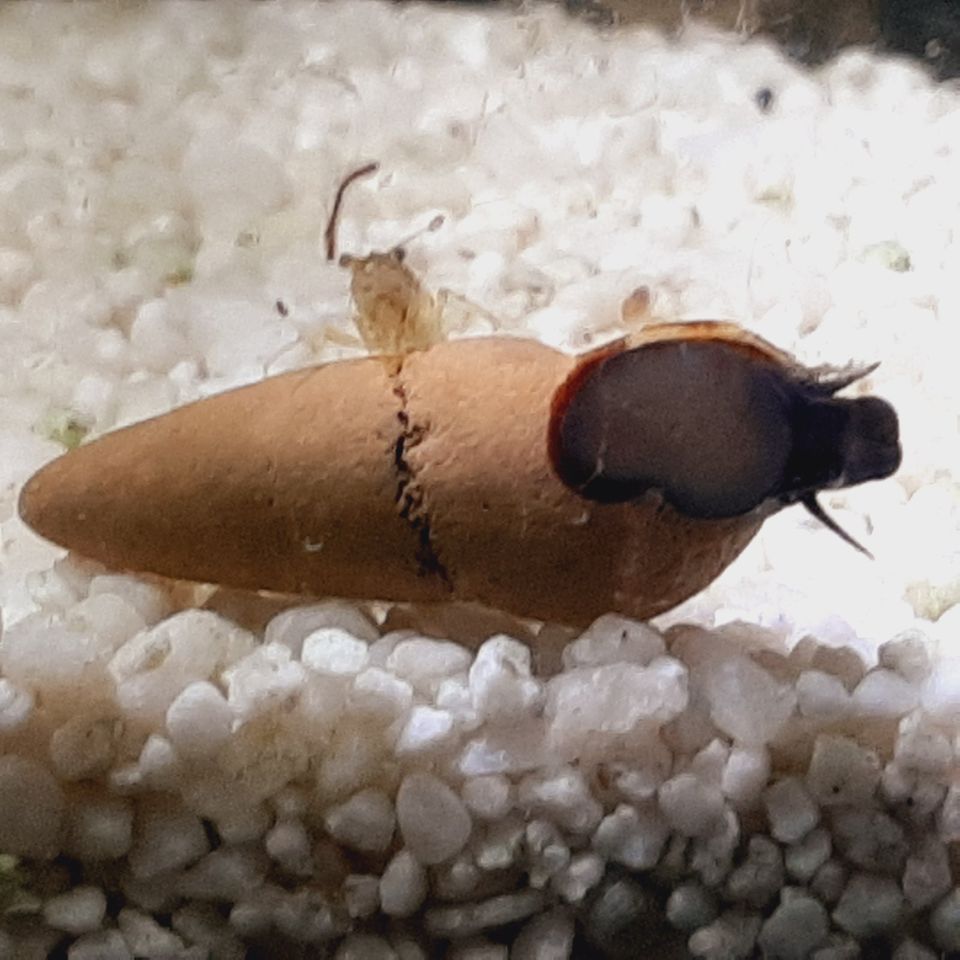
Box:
757, 895, 829, 960
832, 873, 904, 939
43, 885, 107, 935
666, 883, 719, 932
0, 755, 65, 858
397, 772, 472, 865
930, 888, 960, 951
380, 849, 428, 917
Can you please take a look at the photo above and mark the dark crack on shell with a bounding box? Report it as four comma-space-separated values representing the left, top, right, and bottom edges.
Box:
392, 381, 452, 588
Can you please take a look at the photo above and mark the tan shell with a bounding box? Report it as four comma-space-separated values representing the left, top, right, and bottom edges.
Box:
18, 332, 761, 626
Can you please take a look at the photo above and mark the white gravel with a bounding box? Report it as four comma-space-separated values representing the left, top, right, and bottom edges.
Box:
1, 0, 959, 956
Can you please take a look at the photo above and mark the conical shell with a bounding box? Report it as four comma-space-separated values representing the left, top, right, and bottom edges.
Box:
19, 337, 760, 625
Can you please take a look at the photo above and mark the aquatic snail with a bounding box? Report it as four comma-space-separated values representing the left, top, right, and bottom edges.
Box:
17, 166, 902, 626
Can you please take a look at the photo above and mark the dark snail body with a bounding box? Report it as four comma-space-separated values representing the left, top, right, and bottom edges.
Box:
549, 327, 902, 552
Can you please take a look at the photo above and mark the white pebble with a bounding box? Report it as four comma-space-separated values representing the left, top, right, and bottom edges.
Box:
296, 674, 349, 745
0, 615, 106, 709
214, 804, 271, 845
688, 910, 761, 960
921, 659, 960, 718
690, 740, 730, 783
851, 668, 920, 716
165, 680, 233, 756
546, 657, 688, 755
49, 714, 116, 780
592, 803, 669, 870
393, 939, 427, 960
343, 875, 380, 919
71, 373, 118, 426
475, 818, 524, 875
468, 635, 543, 722
831, 807, 907, 873
525, 818, 570, 887
380, 849, 428, 917
805, 734, 880, 806
265, 819, 313, 875
690, 807, 740, 887
758, 895, 829, 960
265, 602, 379, 656
564, 614, 665, 668
109, 610, 256, 726
436, 676, 482, 732
364, 631, 407, 668
172, 901, 247, 954
302, 627, 370, 676
462, 775, 513, 821
67, 797, 134, 861
88, 574, 172, 626
395, 705, 457, 755
43, 886, 107, 935
0, 679, 33, 732
938, 784, 960, 841
895, 714, 952, 774
610, 749, 672, 802
518, 766, 603, 834
386, 638, 472, 694
315, 723, 385, 798
763, 777, 819, 844
832, 873, 904, 938
811, 860, 848, 906
721, 745, 770, 809
785, 828, 831, 883
704, 655, 796, 744
902, 836, 952, 910
893, 939, 938, 960
397, 772, 472, 865
67, 593, 147, 653
725, 836, 784, 909
324, 788, 396, 853
930, 889, 960, 951
512, 908, 575, 960
350, 667, 413, 719
448, 942, 507, 960
659, 773, 725, 837
136, 734, 180, 789
0, 247, 33, 300
882, 763, 945, 821
425, 890, 547, 939
129, 299, 190, 371
809, 936, 860, 960
433, 852, 483, 901
795, 671, 850, 719
666, 883, 718, 932
552, 851, 605, 904
178, 847, 268, 903
121, 871, 179, 915
0, 754, 65, 858
459, 721, 548, 777
273, 786, 309, 820
129, 808, 209, 879
67, 930, 132, 960
878, 630, 932, 683
224, 643, 306, 719
117, 908, 186, 957
335, 935, 397, 960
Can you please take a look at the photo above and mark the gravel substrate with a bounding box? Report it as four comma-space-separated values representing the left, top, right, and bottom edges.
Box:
1, 2, 959, 958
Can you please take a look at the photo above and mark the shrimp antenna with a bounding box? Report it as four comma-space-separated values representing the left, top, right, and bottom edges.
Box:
801, 494, 873, 559
325, 162, 379, 262
391, 213, 446, 255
